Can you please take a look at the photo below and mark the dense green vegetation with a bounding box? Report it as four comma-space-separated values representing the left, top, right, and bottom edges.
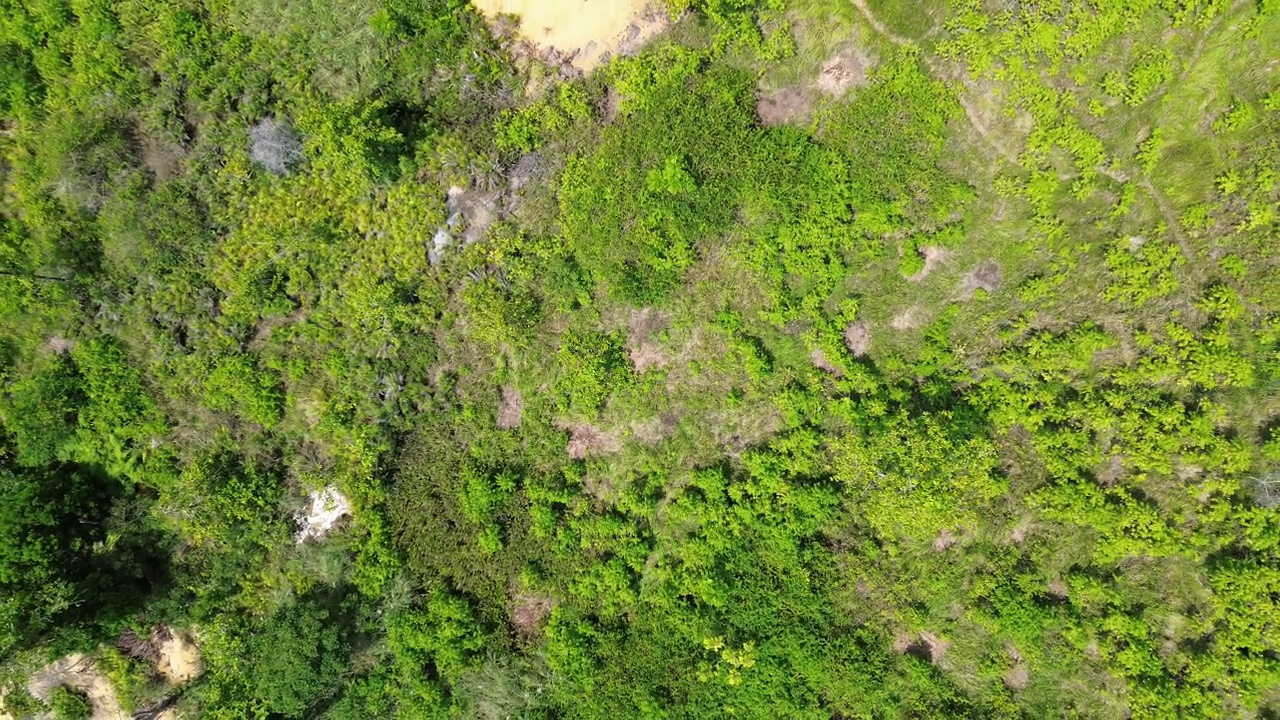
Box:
0, 0, 1278, 717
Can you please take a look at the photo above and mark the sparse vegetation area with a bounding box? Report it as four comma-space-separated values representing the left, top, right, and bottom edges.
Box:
0, 0, 1278, 717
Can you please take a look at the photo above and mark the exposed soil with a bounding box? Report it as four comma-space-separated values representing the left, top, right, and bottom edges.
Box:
565, 422, 622, 460
756, 87, 813, 126
45, 335, 76, 354
893, 631, 948, 665
1096, 455, 1125, 488
142, 135, 186, 182
507, 152, 543, 193
602, 86, 622, 123
959, 260, 1002, 297
152, 627, 202, 684
810, 348, 843, 377
843, 321, 872, 356
627, 307, 672, 373
510, 591, 554, 639
908, 245, 947, 282
631, 413, 678, 445
817, 50, 868, 97
1004, 664, 1030, 690
249, 307, 307, 350
451, 186, 502, 246
709, 403, 783, 453
295, 486, 352, 543
1009, 522, 1032, 544
1047, 578, 1070, 599
497, 386, 524, 429
932, 528, 959, 551
28, 654, 127, 720
891, 307, 920, 330
474, 0, 669, 72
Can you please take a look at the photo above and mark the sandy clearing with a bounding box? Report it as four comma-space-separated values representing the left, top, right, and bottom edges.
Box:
28, 654, 127, 720
153, 628, 203, 685
810, 348, 843, 377
627, 307, 671, 373
474, 0, 669, 71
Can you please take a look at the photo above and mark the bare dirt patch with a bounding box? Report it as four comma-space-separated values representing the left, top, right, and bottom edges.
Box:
1009, 521, 1032, 544
627, 307, 672, 373
817, 50, 868, 97
893, 631, 948, 665
249, 307, 306, 350
959, 260, 1002, 297
29, 654, 127, 720
1047, 577, 1070, 599
1004, 664, 1030, 690
497, 386, 524, 430
1096, 455, 1125, 488
843, 321, 871, 357
891, 307, 920, 330
757, 87, 813, 126
510, 591, 554, 639
295, 486, 352, 543
565, 423, 622, 460
46, 335, 76, 355
142, 135, 186, 182
932, 528, 959, 551
474, 0, 669, 72
152, 627, 202, 685
810, 348, 843, 377
908, 246, 948, 282
631, 413, 678, 445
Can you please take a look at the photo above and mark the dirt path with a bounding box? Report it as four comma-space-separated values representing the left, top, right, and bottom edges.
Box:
849, 0, 1022, 162
1140, 180, 1194, 251
28, 654, 128, 720
850, 0, 912, 46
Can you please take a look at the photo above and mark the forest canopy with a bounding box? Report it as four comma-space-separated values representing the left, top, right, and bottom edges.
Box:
1, 0, 1279, 717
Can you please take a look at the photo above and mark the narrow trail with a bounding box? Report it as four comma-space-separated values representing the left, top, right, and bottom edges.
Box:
850, 0, 1021, 162
1140, 178, 1202, 275
850, 0, 912, 46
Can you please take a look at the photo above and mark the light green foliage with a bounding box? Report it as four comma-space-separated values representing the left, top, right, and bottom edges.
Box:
833, 408, 1003, 540
494, 83, 591, 154
558, 47, 756, 303
2, 0, 1280, 717
554, 328, 632, 414
48, 685, 90, 720
667, 0, 794, 58
1123, 49, 1173, 106
160, 453, 284, 551
249, 598, 349, 717
203, 354, 285, 427
1104, 233, 1184, 305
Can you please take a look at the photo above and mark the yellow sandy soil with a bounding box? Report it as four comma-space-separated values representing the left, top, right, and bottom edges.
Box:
153, 629, 203, 684
473, 0, 666, 70
28, 654, 128, 720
